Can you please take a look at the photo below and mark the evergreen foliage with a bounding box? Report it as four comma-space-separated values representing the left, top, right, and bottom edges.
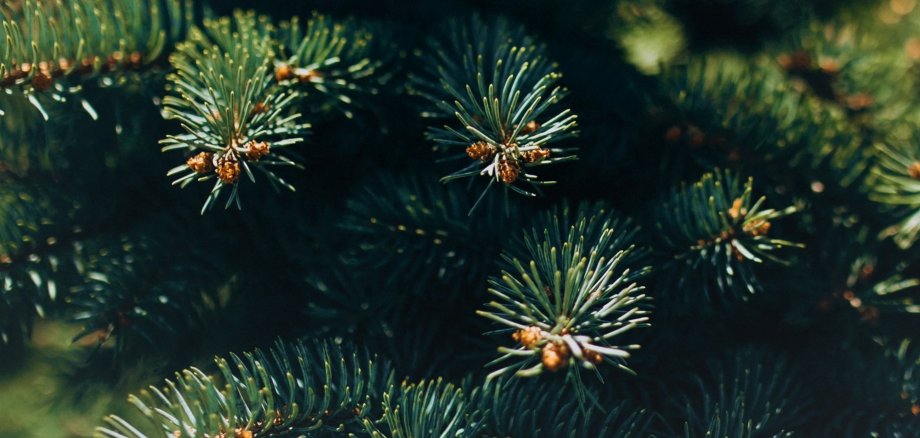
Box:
412, 16, 577, 203
479, 202, 650, 380
97, 339, 394, 437
3, 0, 920, 437
652, 170, 801, 303
677, 350, 806, 437
0, 0, 192, 120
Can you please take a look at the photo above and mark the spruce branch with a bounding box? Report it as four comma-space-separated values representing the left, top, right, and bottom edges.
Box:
828, 338, 920, 436
474, 377, 651, 437
679, 349, 807, 438
96, 338, 394, 437
274, 13, 393, 119
478, 202, 651, 381
658, 59, 795, 167
0, 0, 192, 120
652, 169, 801, 303
303, 263, 404, 338
0, 181, 82, 347
808, 223, 920, 329
161, 11, 309, 213
67, 218, 230, 360
871, 138, 920, 248
658, 59, 871, 191
340, 172, 521, 296
361, 378, 483, 437
412, 16, 578, 203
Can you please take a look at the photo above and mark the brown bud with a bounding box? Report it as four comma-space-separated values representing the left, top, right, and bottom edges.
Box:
58, 57, 72, 73
818, 58, 841, 75
913, 404, 920, 416
128, 51, 143, 68
728, 198, 745, 220
275, 64, 293, 81
541, 341, 569, 372
251, 101, 270, 115
511, 326, 543, 348
521, 148, 551, 163
31, 71, 52, 91
743, 219, 771, 237
688, 128, 706, 147
187, 152, 214, 174
38, 61, 60, 79
217, 157, 241, 184
520, 120, 540, 134
778, 51, 812, 72
907, 38, 920, 60
664, 125, 682, 143
466, 141, 496, 161
79, 56, 96, 74
582, 348, 603, 364
909, 162, 920, 180
245, 141, 270, 161
106, 51, 124, 71
498, 159, 520, 184
845, 93, 873, 111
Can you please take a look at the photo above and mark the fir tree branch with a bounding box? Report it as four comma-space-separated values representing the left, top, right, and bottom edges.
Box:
678, 349, 807, 438
474, 377, 652, 437
67, 217, 231, 360
871, 138, 920, 248
361, 378, 482, 437
652, 169, 801, 304
657, 58, 872, 191
0, 180, 85, 347
0, 0, 192, 120
821, 338, 920, 436
412, 16, 578, 203
273, 14, 394, 119
160, 11, 308, 213
96, 338, 394, 437
340, 172, 521, 296
478, 202, 651, 381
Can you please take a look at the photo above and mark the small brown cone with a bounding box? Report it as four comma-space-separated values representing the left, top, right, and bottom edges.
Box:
275, 64, 293, 81
520, 120, 540, 134
31, 71, 52, 91
664, 125, 682, 143
521, 148, 550, 163
498, 158, 520, 184
728, 198, 745, 220
909, 162, 920, 180
743, 219, 771, 237
217, 157, 241, 184
845, 93, 874, 111
245, 141, 270, 161
251, 102, 269, 115
128, 51, 143, 68
187, 152, 214, 174
582, 348, 603, 364
512, 326, 543, 348
778, 51, 812, 72
542, 341, 570, 372
466, 141, 495, 161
